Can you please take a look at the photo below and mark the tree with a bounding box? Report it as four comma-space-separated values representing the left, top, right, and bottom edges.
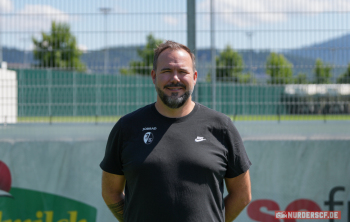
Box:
336, 63, 350, 83
266, 52, 293, 84
32, 21, 86, 72
294, 73, 308, 84
215, 45, 245, 82
313, 59, 332, 84
121, 34, 163, 75
236, 73, 256, 84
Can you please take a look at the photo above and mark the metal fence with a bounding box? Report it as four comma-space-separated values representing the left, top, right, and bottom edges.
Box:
1, 0, 350, 123
15, 69, 288, 117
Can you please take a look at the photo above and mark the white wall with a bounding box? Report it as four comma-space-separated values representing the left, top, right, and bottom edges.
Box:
0, 68, 17, 124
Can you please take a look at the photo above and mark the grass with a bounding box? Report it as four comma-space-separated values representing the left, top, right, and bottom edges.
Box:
17, 115, 350, 123
228, 114, 350, 121
18, 116, 122, 123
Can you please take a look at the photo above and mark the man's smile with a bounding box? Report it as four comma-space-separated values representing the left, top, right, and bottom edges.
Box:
164, 83, 186, 93
165, 87, 184, 92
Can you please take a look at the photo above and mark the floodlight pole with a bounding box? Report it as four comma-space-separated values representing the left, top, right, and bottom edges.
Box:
187, 0, 196, 56
97, 7, 111, 119
100, 7, 111, 74
210, 0, 216, 110
244, 31, 254, 115
246, 31, 254, 76
187, 0, 197, 101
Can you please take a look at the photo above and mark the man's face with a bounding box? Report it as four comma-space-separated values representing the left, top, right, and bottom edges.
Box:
151, 49, 197, 109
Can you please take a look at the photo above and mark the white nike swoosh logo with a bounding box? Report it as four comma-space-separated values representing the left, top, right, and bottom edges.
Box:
195, 138, 206, 142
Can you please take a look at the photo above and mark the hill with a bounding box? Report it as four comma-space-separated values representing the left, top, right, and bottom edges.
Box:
288, 33, 350, 66
195, 49, 319, 81
3, 33, 350, 82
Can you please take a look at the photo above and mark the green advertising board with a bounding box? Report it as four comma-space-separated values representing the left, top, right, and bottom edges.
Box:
0, 188, 96, 222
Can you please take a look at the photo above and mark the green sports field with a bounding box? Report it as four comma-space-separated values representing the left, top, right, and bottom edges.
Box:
16, 114, 350, 123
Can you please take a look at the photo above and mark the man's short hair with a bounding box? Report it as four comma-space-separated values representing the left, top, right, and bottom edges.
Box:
153, 40, 196, 72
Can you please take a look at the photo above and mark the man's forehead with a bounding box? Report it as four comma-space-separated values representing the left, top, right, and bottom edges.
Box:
157, 49, 192, 67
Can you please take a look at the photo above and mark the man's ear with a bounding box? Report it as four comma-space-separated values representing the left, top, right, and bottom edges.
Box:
193, 70, 198, 86
151, 69, 156, 84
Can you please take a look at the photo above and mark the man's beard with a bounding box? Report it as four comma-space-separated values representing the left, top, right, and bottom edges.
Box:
156, 83, 192, 109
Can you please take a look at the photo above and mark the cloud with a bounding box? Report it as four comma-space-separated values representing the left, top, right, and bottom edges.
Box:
198, 0, 350, 27
78, 44, 88, 53
113, 4, 128, 13
163, 15, 179, 26
3, 4, 71, 32
0, 0, 13, 12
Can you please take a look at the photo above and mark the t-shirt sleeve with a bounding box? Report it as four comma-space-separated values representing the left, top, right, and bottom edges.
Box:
224, 117, 251, 178
100, 118, 125, 175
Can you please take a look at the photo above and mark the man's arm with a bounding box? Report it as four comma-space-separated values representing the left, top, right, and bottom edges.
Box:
224, 170, 252, 222
102, 170, 126, 222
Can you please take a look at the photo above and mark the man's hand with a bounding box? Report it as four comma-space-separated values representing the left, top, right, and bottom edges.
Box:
102, 171, 126, 222
224, 170, 251, 222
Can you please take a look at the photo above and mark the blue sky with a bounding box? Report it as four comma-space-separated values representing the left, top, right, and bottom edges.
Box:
1, 0, 350, 52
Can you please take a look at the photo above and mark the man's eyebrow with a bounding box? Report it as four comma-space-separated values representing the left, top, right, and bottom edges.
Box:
160, 68, 172, 72
179, 68, 190, 72
160, 67, 190, 72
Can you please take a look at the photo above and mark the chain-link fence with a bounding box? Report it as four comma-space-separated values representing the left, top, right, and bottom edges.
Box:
1, 0, 350, 123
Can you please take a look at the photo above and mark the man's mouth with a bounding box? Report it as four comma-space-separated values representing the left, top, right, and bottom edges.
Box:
164, 84, 186, 91
166, 87, 183, 92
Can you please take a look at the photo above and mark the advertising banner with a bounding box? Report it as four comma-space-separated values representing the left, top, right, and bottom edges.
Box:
0, 140, 349, 221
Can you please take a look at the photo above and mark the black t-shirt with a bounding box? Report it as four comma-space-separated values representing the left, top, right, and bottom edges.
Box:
100, 103, 251, 222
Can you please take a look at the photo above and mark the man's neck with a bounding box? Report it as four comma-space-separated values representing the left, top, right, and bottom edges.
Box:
154, 98, 195, 118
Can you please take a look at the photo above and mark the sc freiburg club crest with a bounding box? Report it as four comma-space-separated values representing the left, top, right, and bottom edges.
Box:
143, 132, 154, 144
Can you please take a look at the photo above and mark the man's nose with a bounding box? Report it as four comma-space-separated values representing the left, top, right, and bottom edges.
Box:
170, 71, 180, 82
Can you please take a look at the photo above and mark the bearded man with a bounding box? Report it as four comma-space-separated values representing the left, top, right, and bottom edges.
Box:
100, 40, 252, 222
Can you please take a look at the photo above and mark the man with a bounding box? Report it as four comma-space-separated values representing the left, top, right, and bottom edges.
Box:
100, 41, 251, 222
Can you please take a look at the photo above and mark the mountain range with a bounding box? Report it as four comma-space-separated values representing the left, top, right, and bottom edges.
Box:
2, 33, 350, 81
288, 33, 350, 66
